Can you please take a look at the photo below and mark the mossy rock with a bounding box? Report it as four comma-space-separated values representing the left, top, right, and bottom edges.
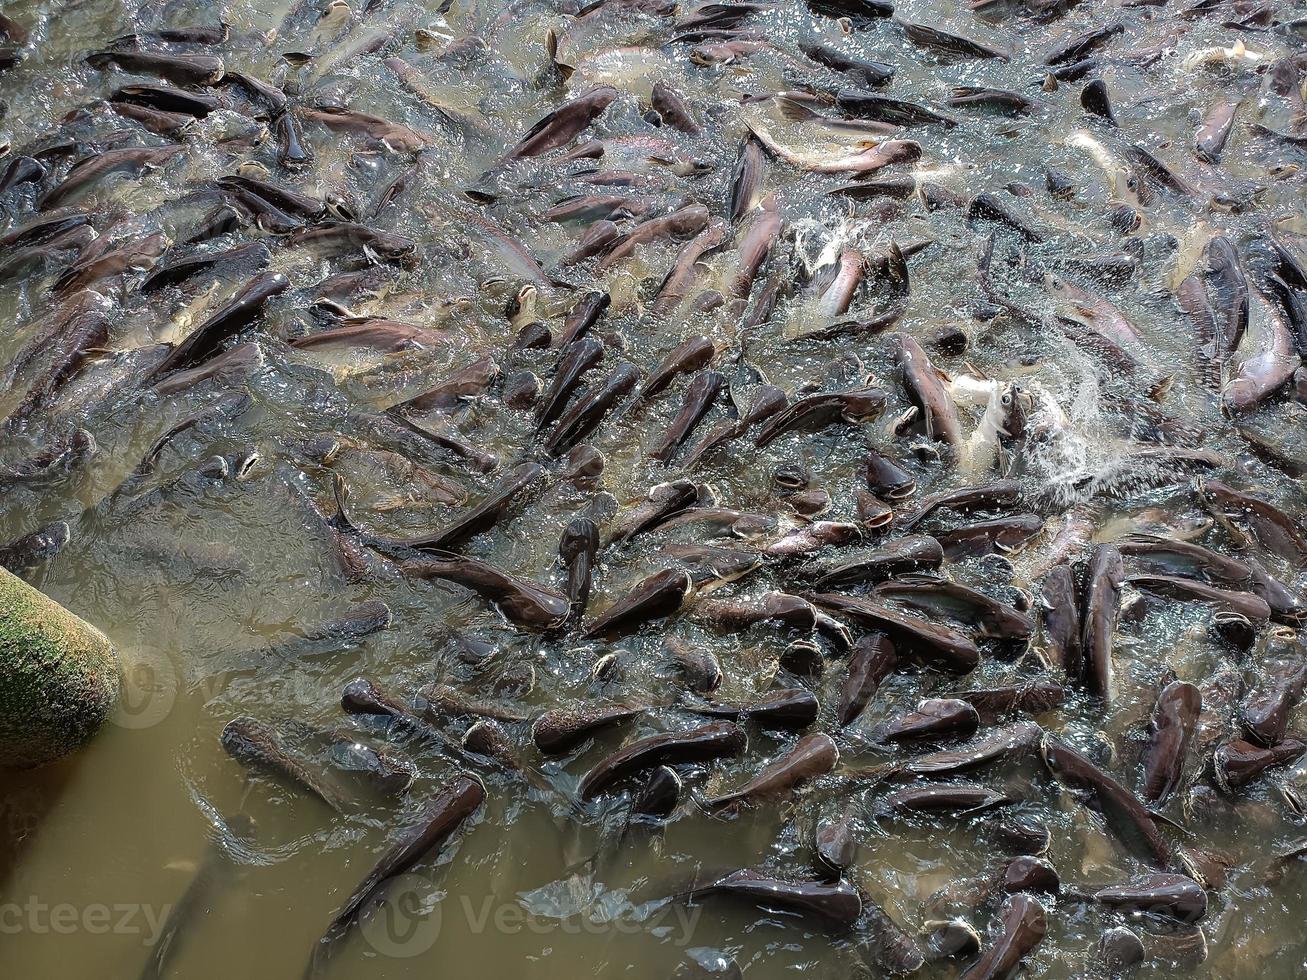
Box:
0, 567, 120, 768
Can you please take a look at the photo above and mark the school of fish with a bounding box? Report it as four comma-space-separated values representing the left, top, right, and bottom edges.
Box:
2, 0, 1307, 977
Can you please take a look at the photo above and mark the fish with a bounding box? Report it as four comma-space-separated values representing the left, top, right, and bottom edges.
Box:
703, 733, 838, 811
532, 704, 642, 755
220, 717, 352, 813
899, 19, 1009, 60
879, 698, 981, 743
1081, 545, 1124, 701
1041, 736, 1171, 865
1092, 873, 1206, 924
745, 118, 922, 174
873, 576, 1034, 639
881, 783, 1012, 816
685, 870, 861, 930
1213, 737, 1306, 791
137, 814, 256, 980
502, 86, 618, 160
1127, 574, 1272, 624
754, 387, 887, 447
608, 480, 700, 544
958, 895, 1046, 980
901, 722, 1043, 778
838, 632, 898, 726
400, 555, 570, 630
559, 518, 600, 621
543, 362, 641, 456
808, 592, 980, 673
1198, 480, 1307, 565
308, 774, 484, 968
651, 370, 725, 464
895, 333, 962, 450
583, 567, 692, 638
145, 273, 290, 380
577, 722, 746, 800
934, 515, 1044, 559
0, 521, 71, 573
1140, 681, 1201, 805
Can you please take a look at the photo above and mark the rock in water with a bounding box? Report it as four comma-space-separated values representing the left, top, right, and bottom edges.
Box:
0, 567, 119, 768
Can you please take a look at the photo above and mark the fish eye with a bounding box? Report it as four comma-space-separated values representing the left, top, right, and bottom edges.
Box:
1001, 392, 1013, 406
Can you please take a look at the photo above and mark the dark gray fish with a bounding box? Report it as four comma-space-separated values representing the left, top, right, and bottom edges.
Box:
1127, 574, 1271, 624
896, 481, 1023, 531
86, 48, 223, 84
578, 722, 746, 800
1242, 650, 1307, 747
881, 783, 1011, 815
958, 894, 1046, 980
651, 81, 701, 134
638, 337, 716, 402
807, 593, 980, 674
902, 722, 1044, 778
401, 555, 570, 630
220, 717, 351, 813
898, 19, 1009, 60
959, 682, 1065, 723
145, 273, 290, 380
1092, 873, 1206, 923
703, 733, 838, 811
815, 798, 861, 872
0, 521, 71, 573
137, 814, 256, 980
684, 688, 820, 730
1140, 680, 1200, 805
532, 704, 641, 754
1040, 736, 1170, 865
308, 774, 484, 969
1117, 534, 1252, 587
583, 568, 691, 639
1195, 100, 1237, 163
557, 290, 611, 348
754, 387, 887, 447
934, 515, 1044, 559
1040, 564, 1081, 678
608, 480, 699, 545
1080, 545, 1123, 700
1213, 737, 1306, 791
1080, 79, 1116, 124
896, 333, 962, 449
543, 362, 641, 456
681, 384, 788, 468
873, 576, 1034, 639
596, 204, 711, 272
652, 370, 725, 464
560, 518, 600, 621
503, 86, 619, 159
1043, 22, 1123, 65
880, 699, 981, 744
537, 337, 605, 430
1198, 479, 1307, 565
39, 145, 185, 209
686, 870, 861, 930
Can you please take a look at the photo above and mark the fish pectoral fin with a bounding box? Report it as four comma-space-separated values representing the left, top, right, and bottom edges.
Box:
1148, 809, 1190, 834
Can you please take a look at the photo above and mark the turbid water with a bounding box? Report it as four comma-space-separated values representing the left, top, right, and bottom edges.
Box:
2, 0, 1307, 977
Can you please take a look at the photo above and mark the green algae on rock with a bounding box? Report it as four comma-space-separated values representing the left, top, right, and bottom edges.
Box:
0, 566, 119, 768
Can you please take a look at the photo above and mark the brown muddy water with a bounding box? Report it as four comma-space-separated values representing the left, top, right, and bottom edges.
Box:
2, 0, 1307, 977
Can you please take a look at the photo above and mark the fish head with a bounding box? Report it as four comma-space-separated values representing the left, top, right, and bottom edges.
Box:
999, 382, 1032, 441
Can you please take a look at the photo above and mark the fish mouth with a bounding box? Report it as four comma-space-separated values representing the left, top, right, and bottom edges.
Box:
1036, 732, 1058, 770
